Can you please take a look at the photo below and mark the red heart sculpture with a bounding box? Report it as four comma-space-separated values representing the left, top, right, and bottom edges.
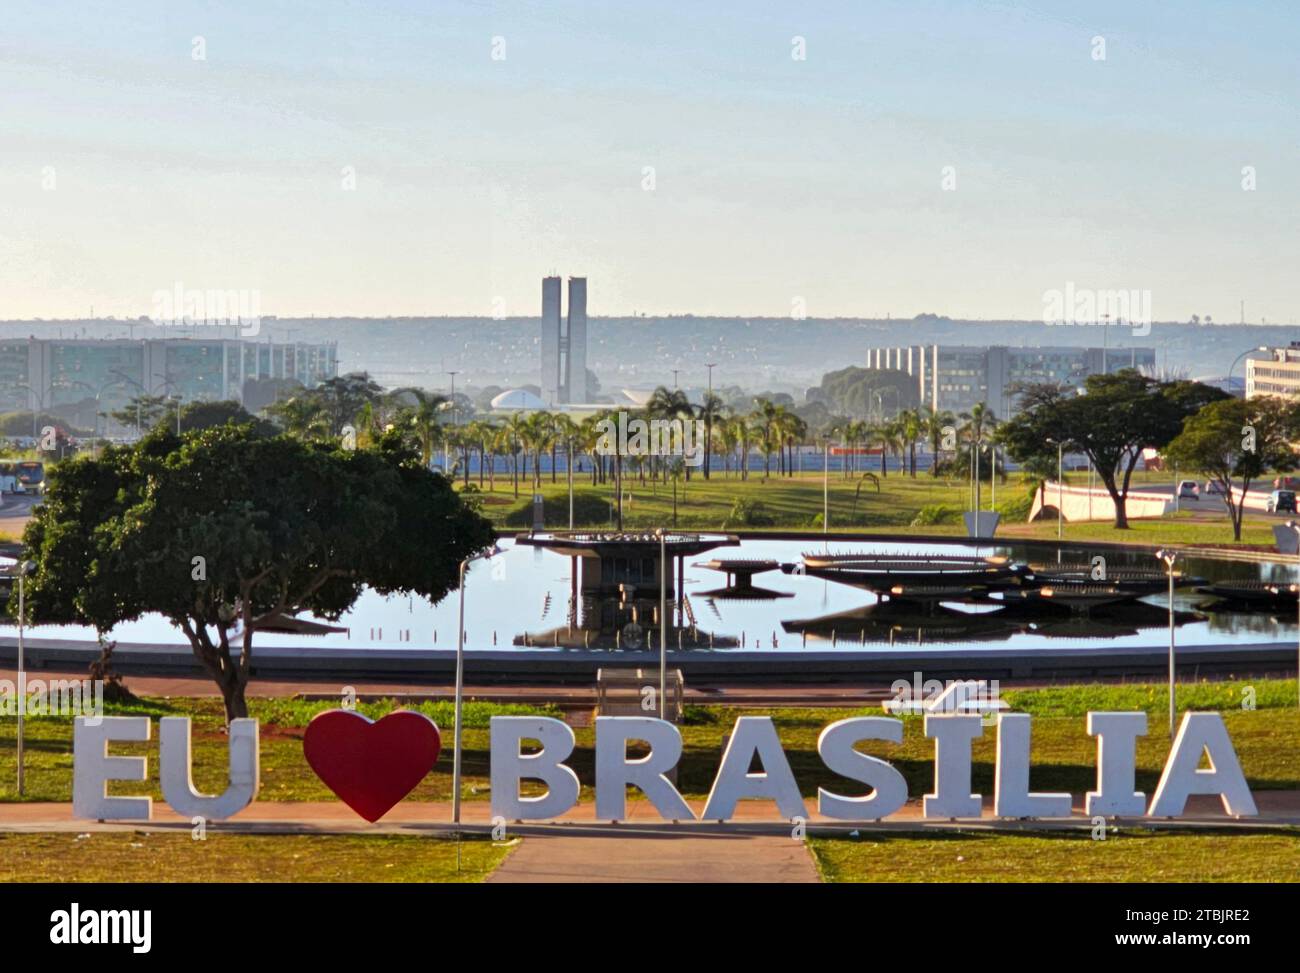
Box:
303, 710, 442, 822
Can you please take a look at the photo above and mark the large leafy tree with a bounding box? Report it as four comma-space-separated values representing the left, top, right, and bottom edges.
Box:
19, 424, 495, 722
1000, 370, 1227, 528
108, 394, 171, 434
175, 399, 279, 437
1164, 397, 1298, 540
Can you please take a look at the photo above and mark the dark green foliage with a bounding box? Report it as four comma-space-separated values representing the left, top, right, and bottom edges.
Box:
19, 425, 495, 721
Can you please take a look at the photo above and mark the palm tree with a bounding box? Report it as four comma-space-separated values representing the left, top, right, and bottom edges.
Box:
395, 389, 447, 468
465, 419, 497, 488
751, 399, 782, 478
898, 408, 923, 477
648, 386, 694, 481
722, 414, 751, 480
696, 392, 725, 479
268, 394, 330, 441
775, 408, 807, 477
552, 412, 580, 494
959, 402, 997, 446
578, 413, 605, 485
503, 413, 529, 498
871, 419, 903, 477
920, 406, 953, 476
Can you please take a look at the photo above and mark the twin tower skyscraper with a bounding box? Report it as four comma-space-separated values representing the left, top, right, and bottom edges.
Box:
540, 275, 588, 406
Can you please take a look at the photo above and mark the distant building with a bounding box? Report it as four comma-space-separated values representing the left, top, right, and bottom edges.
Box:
540, 276, 588, 406
0, 336, 337, 432
1246, 344, 1300, 400
490, 388, 547, 411
865, 344, 1156, 418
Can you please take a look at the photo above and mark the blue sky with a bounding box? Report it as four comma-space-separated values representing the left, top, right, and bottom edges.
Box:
1, 0, 1296, 322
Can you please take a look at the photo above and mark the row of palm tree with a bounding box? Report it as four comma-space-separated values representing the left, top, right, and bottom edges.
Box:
267, 376, 1002, 487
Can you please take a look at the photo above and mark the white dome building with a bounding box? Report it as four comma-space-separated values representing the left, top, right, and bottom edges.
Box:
490, 388, 547, 412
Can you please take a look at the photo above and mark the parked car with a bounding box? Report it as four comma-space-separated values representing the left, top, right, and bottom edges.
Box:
1204, 480, 1227, 496
1177, 479, 1199, 499
1266, 489, 1297, 513
1274, 476, 1300, 490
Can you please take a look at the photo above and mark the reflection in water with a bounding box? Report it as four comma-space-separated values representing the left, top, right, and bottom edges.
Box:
4, 536, 1299, 654
780, 598, 1202, 648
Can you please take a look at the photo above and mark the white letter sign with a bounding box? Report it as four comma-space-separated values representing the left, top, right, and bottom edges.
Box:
816, 717, 909, 820
702, 716, 806, 821
489, 716, 581, 820
594, 716, 693, 822
159, 717, 259, 820
1086, 711, 1148, 816
923, 714, 984, 819
994, 713, 1072, 818
1149, 712, 1258, 818
73, 716, 152, 820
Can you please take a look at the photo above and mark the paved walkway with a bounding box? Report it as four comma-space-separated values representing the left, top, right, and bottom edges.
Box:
3, 796, 1296, 881
488, 832, 820, 883
5, 793, 1299, 832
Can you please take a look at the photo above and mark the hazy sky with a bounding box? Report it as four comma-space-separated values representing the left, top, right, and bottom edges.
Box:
1, 1, 1296, 323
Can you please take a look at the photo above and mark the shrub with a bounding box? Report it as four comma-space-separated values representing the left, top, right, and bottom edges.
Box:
910, 503, 963, 527
723, 497, 775, 528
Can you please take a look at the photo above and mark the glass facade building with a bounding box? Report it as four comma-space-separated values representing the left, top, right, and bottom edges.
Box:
866, 343, 1157, 418
2, 337, 337, 434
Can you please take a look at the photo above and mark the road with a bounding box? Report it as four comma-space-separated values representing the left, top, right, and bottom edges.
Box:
0, 491, 41, 539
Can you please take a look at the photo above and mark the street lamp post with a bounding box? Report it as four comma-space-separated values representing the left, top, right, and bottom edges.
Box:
445, 372, 458, 475
1045, 438, 1066, 542
1155, 548, 1180, 735
15, 560, 35, 795
111, 369, 147, 439
16, 384, 47, 442
1287, 521, 1300, 711
65, 377, 123, 458
657, 528, 667, 719
990, 443, 996, 511
159, 373, 186, 435
1227, 346, 1270, 397
823, 439, 829, 535
451, 543, 502, 825
704, 363, 716, 480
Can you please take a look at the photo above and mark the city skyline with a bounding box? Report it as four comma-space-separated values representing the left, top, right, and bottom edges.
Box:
1, 1, 1296, 323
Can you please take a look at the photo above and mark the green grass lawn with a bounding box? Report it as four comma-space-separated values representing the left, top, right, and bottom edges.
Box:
0, 832, 514, 882
1, 680, 1297, 805
809, 828, 1300, 882
466, 470, 1286, 549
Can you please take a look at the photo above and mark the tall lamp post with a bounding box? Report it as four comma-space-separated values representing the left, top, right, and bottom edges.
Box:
451, 543, 503, 824
567, 431, 574, 529
1287, 521, 1300, 711
444, 372, 458, 475
1227, 346, 1270, 397
1155, 548, 1180, 735
15, 560, 35, 795
704, 363, 716, 480
657, 528, 667, 719
823, 439, 830, 535
159, 373, 187, 435
110, 369, 147, 439
1045, 438, 1065, 541
15, 384, 47, 442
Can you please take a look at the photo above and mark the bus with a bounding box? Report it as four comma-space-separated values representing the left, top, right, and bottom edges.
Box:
15, 460, 44, 493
